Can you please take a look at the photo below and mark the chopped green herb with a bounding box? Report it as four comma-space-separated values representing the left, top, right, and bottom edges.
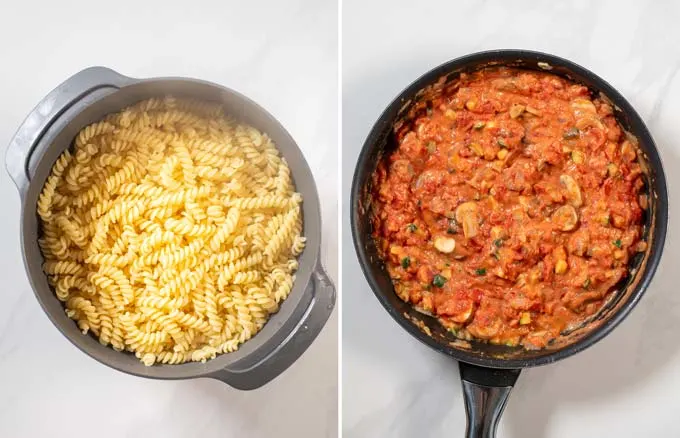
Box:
426, 141, 436, 153
445, 262, 451, 267
613, 239, 622, 249
583, 278, 591, 289
563, 127, 580, 139
475, 268, 487, 276
432, 274, 447, 288
473, 121, 486, 130
407, 223, 417, 232
497, 138, 508, 148
493, 239, 503, 248
401, 257, 411, 269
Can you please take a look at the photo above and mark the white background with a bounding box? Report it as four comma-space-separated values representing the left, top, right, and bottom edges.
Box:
343, 0, 680, 437
0, 1, 338, 437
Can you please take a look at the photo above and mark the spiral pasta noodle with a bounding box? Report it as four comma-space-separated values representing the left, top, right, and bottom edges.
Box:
37, 96, 305, 366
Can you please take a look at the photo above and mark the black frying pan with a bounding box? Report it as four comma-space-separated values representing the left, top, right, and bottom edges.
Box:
350, 50, 668, 437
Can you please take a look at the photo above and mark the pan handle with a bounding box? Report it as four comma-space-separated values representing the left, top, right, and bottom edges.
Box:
5, 66, 133, 198
459, 362, 521, 438
211, 260, 336, 390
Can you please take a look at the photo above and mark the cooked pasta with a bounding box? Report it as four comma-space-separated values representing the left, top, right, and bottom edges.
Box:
37, 96, 305, 365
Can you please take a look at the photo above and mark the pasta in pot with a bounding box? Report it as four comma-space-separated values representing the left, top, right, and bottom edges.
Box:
37, 96, 305, 366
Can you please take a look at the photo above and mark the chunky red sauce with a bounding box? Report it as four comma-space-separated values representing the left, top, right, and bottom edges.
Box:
372, 68, 647, 349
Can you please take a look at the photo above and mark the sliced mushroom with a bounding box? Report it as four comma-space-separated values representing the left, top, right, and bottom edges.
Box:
621, 140, 637, 162
434, 236, 456, 253
468, 318, 502, 339
575, 117, 604, 131
509, 104, 525, 119
461, 215, 479, 239
455, 201, 480, 239
567, 230, 590, 256
639, 194, 648, 210
525, 106, 542, 116
559, 174, 583, 207
450, 300, 475, 324
552, 205, 579, 231
571, 98, 597, 117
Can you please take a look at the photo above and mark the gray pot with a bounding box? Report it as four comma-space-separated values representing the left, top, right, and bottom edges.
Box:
5, 66, 336, 390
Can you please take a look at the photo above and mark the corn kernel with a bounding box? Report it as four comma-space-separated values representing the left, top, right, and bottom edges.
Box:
497, 148, 509, 160
555, 259, 568, 274
465, 100, 477, 111
612, 214, 626, 228
491, 160, 504, 172
445, 109, 456, 119
519, 312, 531, 325
614, 249, 625, 259
491, 226, 504, 240
571, 150, 585, 164
390, 245, 403, 255
599, 214, 611, 226
607, 163, 619, 177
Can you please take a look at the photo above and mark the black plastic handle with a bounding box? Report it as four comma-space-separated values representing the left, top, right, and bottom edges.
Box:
211, 261, 336, 390
459, 362, 521, 438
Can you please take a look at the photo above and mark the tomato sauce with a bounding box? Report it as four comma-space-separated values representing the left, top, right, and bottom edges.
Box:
371, 68, 646, 349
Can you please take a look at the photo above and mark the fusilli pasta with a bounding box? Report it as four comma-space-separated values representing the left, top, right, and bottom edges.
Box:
37, 97, 305, 365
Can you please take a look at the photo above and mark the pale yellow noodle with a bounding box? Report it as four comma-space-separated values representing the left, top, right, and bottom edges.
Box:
37, 97, 304, 365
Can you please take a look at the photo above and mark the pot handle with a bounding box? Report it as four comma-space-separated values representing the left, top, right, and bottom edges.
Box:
211, 261, 336, 390
5, 66, 133, 197
459, 362, 521, 438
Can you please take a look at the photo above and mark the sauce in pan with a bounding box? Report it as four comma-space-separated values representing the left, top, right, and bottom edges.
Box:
372, 68, 647, 349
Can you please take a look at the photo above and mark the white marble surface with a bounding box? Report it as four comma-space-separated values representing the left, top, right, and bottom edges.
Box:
0, 1, 337, 437
342, 0, 680, 436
